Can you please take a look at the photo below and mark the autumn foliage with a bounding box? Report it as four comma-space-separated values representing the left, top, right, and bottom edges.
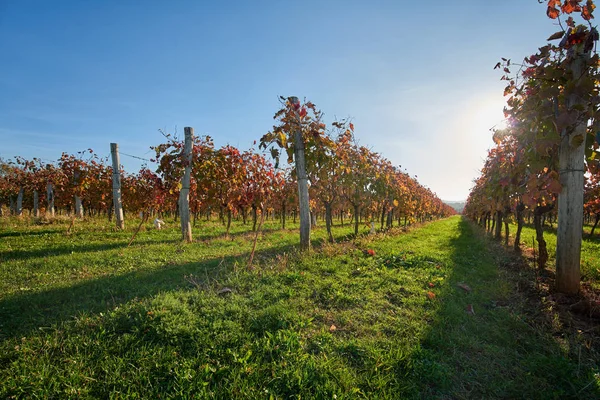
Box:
466, 1, 600, 279
1, 96, 454, 237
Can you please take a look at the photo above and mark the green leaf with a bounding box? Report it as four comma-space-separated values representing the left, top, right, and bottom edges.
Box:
270, 148, 280, 161
547, 31, 565, 41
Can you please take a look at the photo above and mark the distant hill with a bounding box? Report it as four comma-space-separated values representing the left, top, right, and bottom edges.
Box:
443, 201, 465, 214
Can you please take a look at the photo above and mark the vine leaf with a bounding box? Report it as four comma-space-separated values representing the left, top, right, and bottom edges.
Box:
547, 6, 560, 19
547, 31, 565, 41
582, 3, 596, 20
561, 1, 581, 14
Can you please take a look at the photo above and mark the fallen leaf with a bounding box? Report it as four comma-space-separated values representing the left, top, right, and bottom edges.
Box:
428, 282, 435, 288
457, 283, 472, 293
217, 287, 233, 295
329, 324, 337, 332
426, 291, 436, 300
465, 304, 475, 315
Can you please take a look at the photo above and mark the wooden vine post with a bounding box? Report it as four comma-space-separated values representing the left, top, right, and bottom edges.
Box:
179, 127, 193, 242
291, 97, 311, 251
74, 195, 83, 218
110, 143, 125, 229
555, 47, 590, 294
74, 169, 84, 219
33, 190, 39, 217
16, 187, 23, 216
46, 182, 55, 217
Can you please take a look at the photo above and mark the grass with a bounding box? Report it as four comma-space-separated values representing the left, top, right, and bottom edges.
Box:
1, 215, 599, 398
501, 221, 600, 288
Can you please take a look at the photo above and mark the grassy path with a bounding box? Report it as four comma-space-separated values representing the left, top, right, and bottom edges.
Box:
1, 216, 598, 398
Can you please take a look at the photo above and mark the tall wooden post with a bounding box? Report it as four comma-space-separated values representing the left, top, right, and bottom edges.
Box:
179, 127, 193, 242
556, 48, 589, 294
46, 182, 55, 217
110, 143, 125, 229
291, 97, 311, 251
73, 170, 83, 218
33, 190, 39, 217
16, 187, 24, 216
74, 195, 83, 218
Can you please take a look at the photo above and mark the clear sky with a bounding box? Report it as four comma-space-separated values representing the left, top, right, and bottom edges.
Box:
0, 1, 556, 201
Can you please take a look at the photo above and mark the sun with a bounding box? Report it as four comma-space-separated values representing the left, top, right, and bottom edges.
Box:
491, 117, 507, 132
471, 96, 508, 134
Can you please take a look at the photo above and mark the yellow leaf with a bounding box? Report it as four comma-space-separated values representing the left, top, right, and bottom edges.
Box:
278, 131, 287, 148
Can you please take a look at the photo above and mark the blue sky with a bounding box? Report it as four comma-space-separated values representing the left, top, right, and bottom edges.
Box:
0, 1, 556, 200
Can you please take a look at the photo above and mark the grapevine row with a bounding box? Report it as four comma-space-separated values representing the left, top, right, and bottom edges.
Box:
465, 1, 599, 294
0, 98, 455, 245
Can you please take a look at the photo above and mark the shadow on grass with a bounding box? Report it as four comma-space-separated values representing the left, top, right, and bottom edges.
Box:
411, 217, 600, 398
0, 229, 64, 238
0, 236, 185, 262
0, 223, 351, 342
0, 231, 192, 261
193, 226, 288, 242
192, 221, 371, 243
0, 241, 300, 342
1, 242, 129, 262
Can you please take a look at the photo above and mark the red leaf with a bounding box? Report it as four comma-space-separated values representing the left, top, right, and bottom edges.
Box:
582, 4, 595, 20
547, 6, 561, 19
426, 291, 436, 300
562, 1, 581, 14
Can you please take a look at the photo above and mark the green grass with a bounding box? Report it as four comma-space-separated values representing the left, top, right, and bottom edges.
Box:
1, 216, 598, 398
502, 221, 600, 288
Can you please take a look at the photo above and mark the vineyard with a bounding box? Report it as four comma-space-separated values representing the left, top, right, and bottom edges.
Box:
3, 0, 600, 398
0, 98, 454, 247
